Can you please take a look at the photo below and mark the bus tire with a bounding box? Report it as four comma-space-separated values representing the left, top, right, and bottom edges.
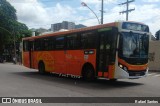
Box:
38, 61, 45, 74
82, 65, 95, 81
109, 79, 117, 82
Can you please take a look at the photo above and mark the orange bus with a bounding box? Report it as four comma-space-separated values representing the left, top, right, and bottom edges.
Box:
22, 21, 150, 80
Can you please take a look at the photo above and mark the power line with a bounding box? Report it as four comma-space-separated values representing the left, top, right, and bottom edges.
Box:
119, 0, 135, 21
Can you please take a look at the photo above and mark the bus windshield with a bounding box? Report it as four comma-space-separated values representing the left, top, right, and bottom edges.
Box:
121, 32, 149, 58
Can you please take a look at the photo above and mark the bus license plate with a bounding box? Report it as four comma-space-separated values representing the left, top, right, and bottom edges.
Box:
135, 73, 141, 76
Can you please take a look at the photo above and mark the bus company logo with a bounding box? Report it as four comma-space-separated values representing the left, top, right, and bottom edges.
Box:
2, 98, 11, 103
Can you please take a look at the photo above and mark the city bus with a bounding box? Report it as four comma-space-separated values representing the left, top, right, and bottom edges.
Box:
22, 21, 150, 80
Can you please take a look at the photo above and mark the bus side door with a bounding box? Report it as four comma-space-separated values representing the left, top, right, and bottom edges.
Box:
98, 31, 110, 76
97, 27, 118, 78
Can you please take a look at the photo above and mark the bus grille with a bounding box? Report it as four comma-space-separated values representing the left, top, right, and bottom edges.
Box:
128, 70, 146, 76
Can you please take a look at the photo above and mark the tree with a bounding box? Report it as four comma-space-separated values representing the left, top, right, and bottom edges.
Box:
0, 0, 31, 55
155, 30, 160, 40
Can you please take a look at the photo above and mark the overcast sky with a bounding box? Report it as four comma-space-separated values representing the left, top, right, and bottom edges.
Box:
7, 0, 160, 35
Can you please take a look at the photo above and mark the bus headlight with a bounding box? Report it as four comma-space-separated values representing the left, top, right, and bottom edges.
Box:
119, 64, 123, 68
119, 63, 128, 72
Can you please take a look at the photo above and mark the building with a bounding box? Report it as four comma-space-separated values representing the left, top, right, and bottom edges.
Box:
149, 41, 160, 71
30, 28, 49, 36
75, 24, 86, 29
51, 23, 62, 32
62, 21, 75, 30
51, 21, 75, 32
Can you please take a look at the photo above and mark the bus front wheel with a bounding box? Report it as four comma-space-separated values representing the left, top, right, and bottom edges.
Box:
82, 65, 95, 81
38, 62, 45, 74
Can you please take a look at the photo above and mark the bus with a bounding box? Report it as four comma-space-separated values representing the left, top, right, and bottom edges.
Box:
22, 21, 150, 80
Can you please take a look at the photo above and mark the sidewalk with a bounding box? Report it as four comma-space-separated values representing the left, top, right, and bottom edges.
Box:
149, 70, 160, 73
0, 62, 22, 65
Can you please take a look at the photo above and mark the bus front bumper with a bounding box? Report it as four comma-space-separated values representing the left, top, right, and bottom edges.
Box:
114, 67, 149, 79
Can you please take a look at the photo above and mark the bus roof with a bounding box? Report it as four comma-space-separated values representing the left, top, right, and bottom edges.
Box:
23, 22, 118, 41
22, 21, 148, 41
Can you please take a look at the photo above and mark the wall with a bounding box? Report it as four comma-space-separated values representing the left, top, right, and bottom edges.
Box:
149, 41, 160, 71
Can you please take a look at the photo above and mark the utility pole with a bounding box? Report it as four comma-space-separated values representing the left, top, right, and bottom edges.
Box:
12, 27, 17, 64
101, 0, 104, 24
119, 0, 135, 21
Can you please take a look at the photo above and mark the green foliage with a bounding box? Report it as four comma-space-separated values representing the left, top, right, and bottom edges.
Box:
0, 0, 17, 31
0, 0, 17, 20
0, 0, 31, 54
13, 21, 32, 41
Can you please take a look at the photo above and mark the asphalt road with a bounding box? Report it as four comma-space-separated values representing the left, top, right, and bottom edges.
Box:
0, 63, 160, 106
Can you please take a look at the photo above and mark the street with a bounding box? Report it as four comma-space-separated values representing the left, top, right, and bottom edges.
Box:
0, 63, 160, 105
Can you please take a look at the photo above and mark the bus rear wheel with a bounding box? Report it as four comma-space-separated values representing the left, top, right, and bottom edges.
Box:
82, 65, 95, 81
38, 62, 45, 74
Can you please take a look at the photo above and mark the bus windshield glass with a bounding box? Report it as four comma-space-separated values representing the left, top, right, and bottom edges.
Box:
122, 22, 149, 32
121, 32, 149, 58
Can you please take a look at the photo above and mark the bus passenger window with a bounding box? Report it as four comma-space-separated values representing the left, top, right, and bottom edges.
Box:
81, 31, 97, 49
44, 38, 49, 50
55, 36, 65, 49
67, 34, 79, 49
23, 41, 29, 51
34, 39, 43, 51
48, 38, 54, 50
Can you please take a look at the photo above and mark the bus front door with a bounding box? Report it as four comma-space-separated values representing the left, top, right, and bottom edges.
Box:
98, 31, 111, 77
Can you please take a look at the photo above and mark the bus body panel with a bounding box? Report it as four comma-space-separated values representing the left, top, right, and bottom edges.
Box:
65, 49, 96, 76
23, 49, 97, 76
35, 51, 55, 72
54, 51, 66, 74
108, 65, 116, 79
23, 52, 30, 68
118, 58, 148, 71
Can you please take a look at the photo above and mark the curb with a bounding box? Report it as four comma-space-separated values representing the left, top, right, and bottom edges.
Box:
0, 62, 22, 65
149, 70, 160, 73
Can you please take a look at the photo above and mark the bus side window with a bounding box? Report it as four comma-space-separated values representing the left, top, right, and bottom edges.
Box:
34, 39, 42, 51
43, 38, 48, 51
41, 39, 45, 51
81, 31, 97, 49
48, 37, 54, 50
55, 36, 65, 50
23, 40, 29, 52
41, 37, 55, 51
67, 34, 80, 50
